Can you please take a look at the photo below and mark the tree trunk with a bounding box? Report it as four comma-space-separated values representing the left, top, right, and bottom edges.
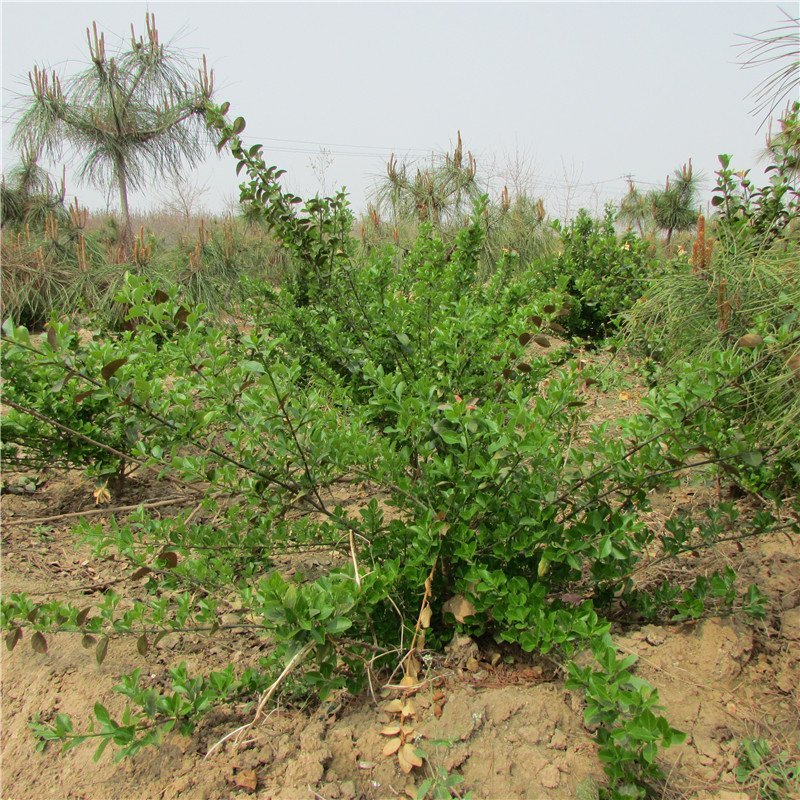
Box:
115, 157, 134, 258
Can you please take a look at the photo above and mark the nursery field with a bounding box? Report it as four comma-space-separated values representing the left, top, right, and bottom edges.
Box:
2, 74, 800, 800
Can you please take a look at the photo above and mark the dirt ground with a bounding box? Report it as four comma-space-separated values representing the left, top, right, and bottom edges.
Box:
2, 374, 799, 800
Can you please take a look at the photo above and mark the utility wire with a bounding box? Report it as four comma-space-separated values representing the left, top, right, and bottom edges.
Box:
244, 133, 667, 191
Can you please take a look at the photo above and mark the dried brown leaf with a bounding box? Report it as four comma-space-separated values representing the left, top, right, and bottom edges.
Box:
398, 743, 423, 773
736, 333, 763, 350
101, 357, 127, 382
96, 635, 109, 665
5, 627, 21, 652
92, 484, 111, 505
419, 605, 432, 629
233, 769, 258, 793
382, 737, 402, 757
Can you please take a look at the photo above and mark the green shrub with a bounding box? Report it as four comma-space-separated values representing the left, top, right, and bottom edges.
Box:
2, 105, 794, 800
536, 207, 659, 340
626, 128, 800, 483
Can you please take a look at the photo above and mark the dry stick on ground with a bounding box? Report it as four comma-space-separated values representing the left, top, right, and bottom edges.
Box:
4, 495, 190, 527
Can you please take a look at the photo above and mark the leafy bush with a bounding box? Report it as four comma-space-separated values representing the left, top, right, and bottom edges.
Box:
626, 128, 800, 483
711, 101, 799, 249
536, 207, 659, 340
2, 105, 794, 800
1, 300, 191, 481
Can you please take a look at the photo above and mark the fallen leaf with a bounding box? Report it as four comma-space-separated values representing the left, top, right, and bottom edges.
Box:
385, 699, 404, 714
618, 391, 632, 402
233, 769, 258, 793
736, 333, 763, 350
401, 701, 416, 718
398, 743, 423, 773
433, 702, 443, 718
406, 654, 421, 679
382, 737, 402, 757
381, 725, 401, 736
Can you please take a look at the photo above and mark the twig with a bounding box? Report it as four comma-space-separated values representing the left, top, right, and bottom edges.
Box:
3, 495, 189, 527
348, 529, 361, 589
3, 399, 140, 465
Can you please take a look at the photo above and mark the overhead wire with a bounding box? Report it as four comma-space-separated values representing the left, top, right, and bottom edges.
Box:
243, 131, 668, 192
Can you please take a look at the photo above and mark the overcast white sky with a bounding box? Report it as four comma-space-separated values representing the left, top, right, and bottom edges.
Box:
1, 2, 796, 217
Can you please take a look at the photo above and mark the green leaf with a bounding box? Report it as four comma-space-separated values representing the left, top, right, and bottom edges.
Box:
92, 736, 110, 762
94, 703, 111, 726
739, 450, 763, 467
241, 361, 265, 374
325, 617, 352, 635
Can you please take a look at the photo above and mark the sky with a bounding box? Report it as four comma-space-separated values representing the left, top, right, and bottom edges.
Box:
1, 1, 796, 218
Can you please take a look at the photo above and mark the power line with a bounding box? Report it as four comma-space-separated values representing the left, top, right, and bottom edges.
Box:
250, 134, 433, 156
245, 135, 668, 191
